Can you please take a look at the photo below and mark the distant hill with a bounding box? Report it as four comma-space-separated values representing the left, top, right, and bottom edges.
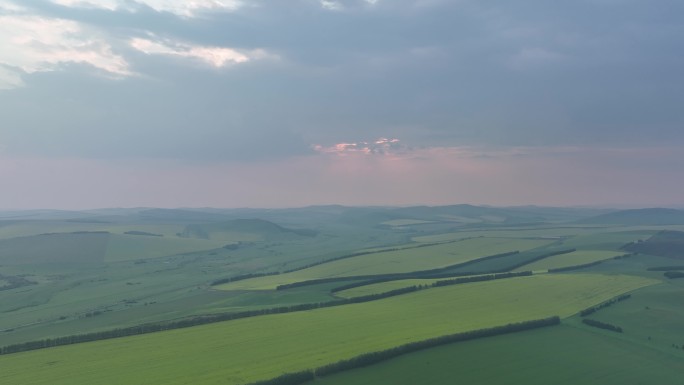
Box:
0, 232, 110, 265
335, 204, 606, 226
579, 208, 684, 225
137, 209, 235, 223
623, 230, 684, 259
179, 218, 317, 241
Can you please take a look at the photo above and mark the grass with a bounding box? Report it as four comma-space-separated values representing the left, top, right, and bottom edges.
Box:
334, 278, 445, 298
0, 233, 109, 265
557, 230, 655, 251
103, 234, 225, 262
412, 226, 664, 244
308, 325, 684, 385
216, 238, 552, 290
513, 250, 621, 272
0, 274, 656, 385
579, 282, 684, 353
381, 219, 435, 226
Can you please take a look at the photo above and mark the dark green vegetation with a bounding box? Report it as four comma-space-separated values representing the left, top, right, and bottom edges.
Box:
1, 205, 683, 384
248, 317, 561, 385
624, 230, 684, 259
308, 326, 684, 385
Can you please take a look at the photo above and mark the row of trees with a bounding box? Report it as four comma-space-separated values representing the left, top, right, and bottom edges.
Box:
664, 271, 684, 279
647, 265, 684, 271
210, 240, 460, 287
211, 271, 280, 286
549, 254, 633, 273
579, 294, 631, 317
1, 270, 545, 356
246, 316, 562, 385
277, 251, 522, 291
0, 281, 433, 356
432, 271, 532, 287
582, 319, 623, 333
503, 249, 577, 272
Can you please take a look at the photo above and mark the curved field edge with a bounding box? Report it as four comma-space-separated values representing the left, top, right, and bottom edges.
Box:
307, 324, 684, 385
514, 250, 624, 272
0, 274, 656, 385
334, 272, 530, 299
248, 316, 561, 385
215, 238, 553, 290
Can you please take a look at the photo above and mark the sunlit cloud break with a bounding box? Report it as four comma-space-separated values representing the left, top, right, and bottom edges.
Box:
51, 0, 242, 17
0, 13, 130, 89
314, 138, 405, 155
130, 36, 273, 67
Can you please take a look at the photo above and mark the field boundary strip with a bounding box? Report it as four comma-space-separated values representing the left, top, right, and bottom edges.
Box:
246, 316, 561, 385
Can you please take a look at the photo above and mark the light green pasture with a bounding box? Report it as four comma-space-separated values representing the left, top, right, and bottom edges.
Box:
216, 238, 552, 290
0, 274, 656, 385
335, 278, 445, 298
514, 250, 621, 272
104, 234, 225, 262
311, 325, 684, 385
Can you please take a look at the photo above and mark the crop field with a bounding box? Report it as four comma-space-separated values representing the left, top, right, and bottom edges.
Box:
580, 282, 684, 352
103, 234, 225, 262
0, 221, 186, 240
334, 278, 446, 298
381, 219, 435, 226
0, 233, 110, 265
556, 230, 656, 251
215, 237, 552, 290
0, 274, 656, 385
2, 206, 684, 385
309, 325, 684, 385
411, 226, 667, 244
514, 250, 621, 272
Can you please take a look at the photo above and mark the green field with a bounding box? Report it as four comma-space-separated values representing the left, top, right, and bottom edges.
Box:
514, 250, 621, 272
2, 206, 683, 384
103, 234, 225, 262
216, 238, 552, 290
335, 278, 446, 298
309, 325, 684, 385
0, 274, 655, 385
582, 282, 684, 352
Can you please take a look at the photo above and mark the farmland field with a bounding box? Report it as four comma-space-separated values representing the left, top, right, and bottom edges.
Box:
334, 278, 445, 298
215, 237, 552, 290
515, 250, 621, 272
1, 206, 683, 385
0, 274, 655, 385
309, 325, 684, 385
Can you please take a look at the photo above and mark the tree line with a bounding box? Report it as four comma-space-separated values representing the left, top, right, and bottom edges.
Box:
647, 265, 684, 271
0, 270, 541, 356
664, 271, 684, 279
500, 248, 576, 272
548, 254, 633, 273
579, 294, 631, 317
582, 318, 623, 333
246, 316, 561, 385
276, 251, 522, 291
210, 240, 459, 287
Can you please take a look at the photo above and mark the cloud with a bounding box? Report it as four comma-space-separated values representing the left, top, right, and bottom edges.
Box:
0, 12, 130, 89
508, 47, 567, 70
51, 0, 120, 11
130, 36, 273, 67
51, 0, 242, 17
0, 65, 24, 89
314, 138, 406, 155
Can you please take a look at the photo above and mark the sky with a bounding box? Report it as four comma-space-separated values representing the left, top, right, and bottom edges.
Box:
1, 0, 683, 209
